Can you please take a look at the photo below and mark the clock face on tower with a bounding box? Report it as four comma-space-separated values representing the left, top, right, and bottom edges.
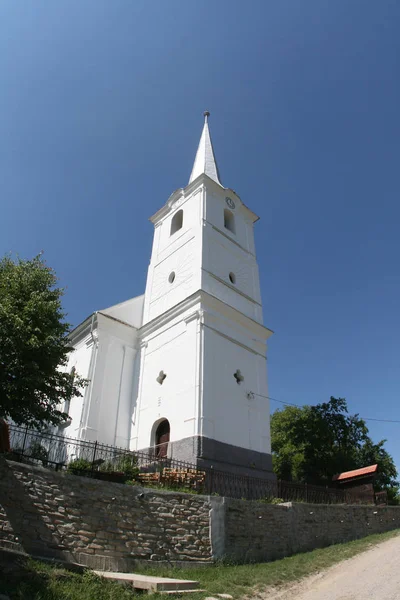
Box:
225, 196, 235, 210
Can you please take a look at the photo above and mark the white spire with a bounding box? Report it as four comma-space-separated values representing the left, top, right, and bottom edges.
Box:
189, 111, 222, 186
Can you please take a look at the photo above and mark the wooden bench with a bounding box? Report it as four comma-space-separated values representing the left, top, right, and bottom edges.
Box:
162, 467, 206, 488
137, 472, 161, 485
137, 468, 206, 490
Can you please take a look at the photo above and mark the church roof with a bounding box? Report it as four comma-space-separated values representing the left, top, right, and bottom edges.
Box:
189, 111, 222, 186
69, 294, 145, 343
100, 294, 144, 329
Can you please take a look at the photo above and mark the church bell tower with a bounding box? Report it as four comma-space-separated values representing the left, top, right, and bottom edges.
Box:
130, 112, 274, 479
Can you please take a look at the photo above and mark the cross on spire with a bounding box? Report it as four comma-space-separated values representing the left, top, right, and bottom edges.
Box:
189, 111, 222, 186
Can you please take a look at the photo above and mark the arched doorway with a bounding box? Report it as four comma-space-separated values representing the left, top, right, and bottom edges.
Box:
155, 419, 170, 458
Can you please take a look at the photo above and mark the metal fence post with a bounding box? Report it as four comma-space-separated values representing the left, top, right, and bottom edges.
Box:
22, 425, 29, 457
91, 440, 98, 476
305, 482, 308, 502
209, 467, 214, 495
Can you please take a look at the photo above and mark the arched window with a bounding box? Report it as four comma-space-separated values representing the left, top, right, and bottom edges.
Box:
170, 210, 183, 236
224, 209, 235, 233
155, 419, 170, 458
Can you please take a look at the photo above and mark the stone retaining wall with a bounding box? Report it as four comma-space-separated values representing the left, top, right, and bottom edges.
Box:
1, 459, 399, 570
0, 459, 212, 571
222, 499, 400, 563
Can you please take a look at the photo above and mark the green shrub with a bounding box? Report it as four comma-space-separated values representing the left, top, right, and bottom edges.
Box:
114, 455, 139, 479
97, 460, 115, 473
28, 441, 49, 466
140, 482, 199, 494
97, 454, 140, 480
66, 453, 141, 481
258, 497, 285, 504
67, 458, 92, 474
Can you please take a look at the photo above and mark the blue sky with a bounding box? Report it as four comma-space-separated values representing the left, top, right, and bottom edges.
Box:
1, 1, 399, 469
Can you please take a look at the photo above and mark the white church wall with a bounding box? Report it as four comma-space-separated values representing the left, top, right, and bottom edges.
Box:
203, 304, 269, 357
202, 274, 262, 323
205, 188, 253, 254
130, 304, 201, 451
155, 188, 202, 263
245, 217, 257, 256
143, 188, 204, 324
80, 314, 139, 447
202, 225, 263, 323
147, 236, 201, 322
114, 345, 137, 448
201, 323, 271, 454
60, 334, 94, 439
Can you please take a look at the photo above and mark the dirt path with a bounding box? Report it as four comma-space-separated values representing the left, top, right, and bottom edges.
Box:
263, 534, 400, 600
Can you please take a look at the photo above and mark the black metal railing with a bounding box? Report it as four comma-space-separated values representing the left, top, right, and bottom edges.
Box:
5, 425, 376, 504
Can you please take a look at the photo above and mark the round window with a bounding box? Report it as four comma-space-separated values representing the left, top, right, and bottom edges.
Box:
229, 272, 236, 284
168, 272, 176, 284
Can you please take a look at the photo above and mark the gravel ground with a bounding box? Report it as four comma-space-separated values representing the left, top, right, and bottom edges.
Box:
263, 534, 400, 600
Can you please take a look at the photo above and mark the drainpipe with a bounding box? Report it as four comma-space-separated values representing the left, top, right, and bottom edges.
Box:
113, 345, 126, 446
79, 312, 98, 439
90, 311, 97, 343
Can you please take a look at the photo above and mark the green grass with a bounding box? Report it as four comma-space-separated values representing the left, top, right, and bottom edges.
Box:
1, 530, 399, 600
138, 529, 400, 599
0, 556, 137, 600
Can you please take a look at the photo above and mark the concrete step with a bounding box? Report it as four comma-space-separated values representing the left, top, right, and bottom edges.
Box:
161, 590, 206, 595
94, 570, 200, 592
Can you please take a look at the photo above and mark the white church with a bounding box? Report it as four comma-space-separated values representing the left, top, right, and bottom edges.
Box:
63, 113, 274, 479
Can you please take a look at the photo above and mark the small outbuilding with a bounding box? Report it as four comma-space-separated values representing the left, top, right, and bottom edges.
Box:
332, 464, 378, 504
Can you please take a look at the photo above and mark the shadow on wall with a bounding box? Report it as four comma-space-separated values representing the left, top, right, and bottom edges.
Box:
0, 457, 65, 558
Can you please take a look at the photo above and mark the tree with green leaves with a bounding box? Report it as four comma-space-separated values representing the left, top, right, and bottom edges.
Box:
0, 254, 86, 428
271, 397, 398, 501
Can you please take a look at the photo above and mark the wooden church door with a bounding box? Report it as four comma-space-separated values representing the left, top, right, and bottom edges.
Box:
155, 420, 170, 458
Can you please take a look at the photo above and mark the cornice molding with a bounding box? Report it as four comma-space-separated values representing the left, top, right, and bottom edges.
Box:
139, 288, 273, 341
148, 173, 259, 227
69, 314, 97, 346
184, 309, 203, 326
203, 270, 262, 307
149, 183, 204, 224
206, 222, 256, 257
202, 321, 266, 359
